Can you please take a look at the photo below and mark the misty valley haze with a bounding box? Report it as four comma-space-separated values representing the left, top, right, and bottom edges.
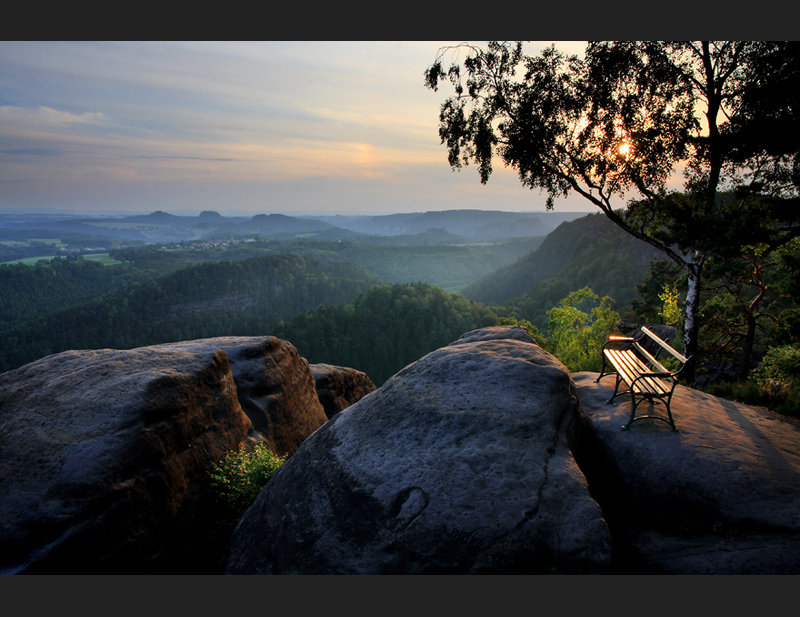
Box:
0, 206, 669, 392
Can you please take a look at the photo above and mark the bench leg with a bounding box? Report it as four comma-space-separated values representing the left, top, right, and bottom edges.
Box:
664, 391, 678, 432
596, 354, 610, 383
604, 374, 624, 405
621, 390, 640, 430
621, 395, 679, 432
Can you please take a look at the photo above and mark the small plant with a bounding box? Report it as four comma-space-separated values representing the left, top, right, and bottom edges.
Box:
497, 316, 547, 347
658, 283, 683, 328
208, 441, 287, 522
752, 345, 800, 399
751, 344, 800, 415
705, 346, 800, 416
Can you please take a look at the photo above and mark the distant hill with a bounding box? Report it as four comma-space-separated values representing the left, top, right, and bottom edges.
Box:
122, 210, 194, 225
1, 209, 588, 245
311, 209, 588, 241
0, 210, 357, 244
462, 213, 664, 329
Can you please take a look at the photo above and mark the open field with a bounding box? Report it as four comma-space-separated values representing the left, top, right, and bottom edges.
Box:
83, 253, 123, 265
2, 255, 57, 266
1, 253, 122, 266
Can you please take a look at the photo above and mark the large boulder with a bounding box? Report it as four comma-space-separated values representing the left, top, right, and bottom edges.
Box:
0, 345, 253, 574
222, 326, 613, 574
157, 336, 329, 456
310, 363, 377, 419
573, 371, 800, 574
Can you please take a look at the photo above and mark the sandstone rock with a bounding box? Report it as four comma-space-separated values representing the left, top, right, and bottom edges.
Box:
454, 324, 540, 344
573, 371, 800, 574
0, 346, 252, 574
222, 326, 613, 574
310, 363, 377, 419
157, 336, 328, 456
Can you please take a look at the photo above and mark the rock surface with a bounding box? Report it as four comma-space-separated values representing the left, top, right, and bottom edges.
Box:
6, 324, 799, 574
573, 371, 800, 574
155, 337, 328, 456
0, 345, 253, 574
310, 363, 377, 419
222, 326, 613, 574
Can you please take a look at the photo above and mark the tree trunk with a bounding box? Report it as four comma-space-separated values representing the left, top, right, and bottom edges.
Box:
682, 259, 704, 385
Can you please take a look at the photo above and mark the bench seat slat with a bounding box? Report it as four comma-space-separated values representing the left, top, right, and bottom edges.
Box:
608, 353, 668, 395
604, 349, 669, 395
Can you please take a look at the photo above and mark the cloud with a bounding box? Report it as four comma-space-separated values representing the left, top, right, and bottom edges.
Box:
0, 147, 63, 156
0, 41, 602, 215
125, 155, 239, 162
0, 105, 106, 127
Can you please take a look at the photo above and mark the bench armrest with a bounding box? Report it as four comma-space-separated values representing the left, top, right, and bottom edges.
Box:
602, 335, 635, 351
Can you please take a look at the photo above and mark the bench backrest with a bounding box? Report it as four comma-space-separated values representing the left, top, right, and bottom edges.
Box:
636, 326, 688, 371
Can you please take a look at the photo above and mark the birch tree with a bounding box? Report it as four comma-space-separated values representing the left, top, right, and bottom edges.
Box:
425, 41, 799, 384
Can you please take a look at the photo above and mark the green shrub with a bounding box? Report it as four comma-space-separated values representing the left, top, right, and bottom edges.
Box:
751, 345, 800, 415
704, 379, 765, 407
545, 287, 621, 372
208, 441, 287, 522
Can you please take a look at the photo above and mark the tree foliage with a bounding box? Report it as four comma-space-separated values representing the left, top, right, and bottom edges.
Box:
426, 41, 800, 384
274, 282, 501, 385
0, 254, 380, 373
544, 287, 621, 372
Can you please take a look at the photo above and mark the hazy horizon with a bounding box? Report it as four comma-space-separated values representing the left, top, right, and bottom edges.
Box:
0, 41, 604, 218
0, 204, 590, 220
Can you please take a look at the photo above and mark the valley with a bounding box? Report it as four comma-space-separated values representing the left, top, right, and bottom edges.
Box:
4, 206, 797, 400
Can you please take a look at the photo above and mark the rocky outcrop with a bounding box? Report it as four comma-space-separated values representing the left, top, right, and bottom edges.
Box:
574, 371, 800, 574
310, 363, 377, 419
156, 337, 328, 456
222, 326, 614, 574
5, 325, 800, 574
0, 345, 253, 574
0, 334, 338, 574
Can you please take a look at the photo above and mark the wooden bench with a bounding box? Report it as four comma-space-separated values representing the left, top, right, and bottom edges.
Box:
595, 326, 689, 432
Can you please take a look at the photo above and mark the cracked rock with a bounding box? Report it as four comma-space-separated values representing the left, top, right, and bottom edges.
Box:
222, 326, 613, 574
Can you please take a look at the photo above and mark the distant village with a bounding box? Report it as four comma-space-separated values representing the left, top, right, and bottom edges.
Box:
56, 246, 111, 255
160, 237, 258, 251
48, 236, 260, 257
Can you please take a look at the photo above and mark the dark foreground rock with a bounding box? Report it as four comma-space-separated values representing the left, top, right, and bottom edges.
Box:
156, 337, 329, 456
0, 346, 253, 574
573, 371, 800, 574
7, 326, 798, 574
310, 363, 377, 419
222, 326, 613, 574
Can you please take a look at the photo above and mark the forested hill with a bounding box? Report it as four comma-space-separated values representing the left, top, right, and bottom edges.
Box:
462, 213, 663, 316
1, 259, 138, 331
0, 254, 381, 373
273, 282, 502, 385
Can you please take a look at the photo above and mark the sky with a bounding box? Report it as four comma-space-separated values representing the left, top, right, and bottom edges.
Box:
0, 41, 597, 218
